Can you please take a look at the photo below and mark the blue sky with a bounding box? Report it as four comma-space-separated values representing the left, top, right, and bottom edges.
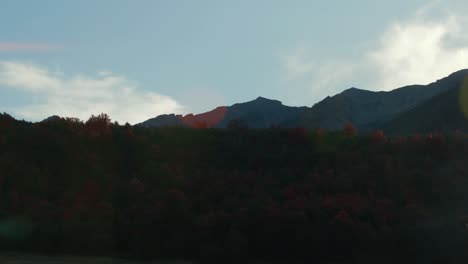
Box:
1, 0, 468, 123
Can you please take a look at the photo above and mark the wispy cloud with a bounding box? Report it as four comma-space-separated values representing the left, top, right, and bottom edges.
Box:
281, 2, 468, 100
282, 54, 314, 79
0, 42, 62, 52
0, 61, 183, 124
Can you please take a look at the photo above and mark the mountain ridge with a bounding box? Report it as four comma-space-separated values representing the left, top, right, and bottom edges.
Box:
9, 69, 468, 135
137, 69, 468, 133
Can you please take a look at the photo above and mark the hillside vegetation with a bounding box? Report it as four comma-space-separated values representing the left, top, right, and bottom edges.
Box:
1, 113, 468, 263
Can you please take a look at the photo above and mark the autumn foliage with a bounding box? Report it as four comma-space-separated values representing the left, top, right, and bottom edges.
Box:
0, 114, 467, 263
343, 122, 358, 136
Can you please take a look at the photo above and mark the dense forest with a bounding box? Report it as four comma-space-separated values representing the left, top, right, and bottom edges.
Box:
1, 112, 468, 263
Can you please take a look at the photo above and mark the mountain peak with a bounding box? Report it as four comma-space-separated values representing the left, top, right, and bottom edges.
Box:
443, 69, 468, 82
341, 87, 369, 94
447, 68, 468, 77
42, 115, 61, 122
137, 68, 468, 131
252, 96, 282, 104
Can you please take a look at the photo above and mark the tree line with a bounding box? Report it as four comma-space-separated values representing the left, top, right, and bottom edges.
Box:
0, 113, 468, 263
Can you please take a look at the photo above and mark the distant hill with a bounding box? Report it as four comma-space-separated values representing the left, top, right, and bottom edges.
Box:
138, 69, 468, 133
136, 107, 229, 128
7, 69, 468, 134
41, 115, 62, 123
383, 80, 468, 135
137, 97, 308, 128
294, 70, 468, 131
215, 97, 308, 128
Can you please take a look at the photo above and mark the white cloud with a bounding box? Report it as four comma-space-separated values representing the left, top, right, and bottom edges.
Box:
368, 14, 468, 90
280, 53, 363, 102
282, 3, 468, 101
0, 61, 183, 124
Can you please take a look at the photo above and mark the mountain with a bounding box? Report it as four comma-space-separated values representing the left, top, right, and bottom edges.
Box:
137, 97, 308, 128
41, 115, 62, 123
138, 69, 468, 133
184, 106, 228, 128
137, 114, 184, 127
383, 79, 468, 135
215, 97, 308, 128
137, 107, 229, 128
292, 70, 468, 131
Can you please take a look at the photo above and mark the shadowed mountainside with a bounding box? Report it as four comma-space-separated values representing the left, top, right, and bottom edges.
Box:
383, 80, 468, 135
296, 69, 468, 131
137, 69, 468, 133
137, 97, 307, 129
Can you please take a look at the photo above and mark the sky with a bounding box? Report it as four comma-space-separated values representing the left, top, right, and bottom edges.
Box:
1, 0, 468, 124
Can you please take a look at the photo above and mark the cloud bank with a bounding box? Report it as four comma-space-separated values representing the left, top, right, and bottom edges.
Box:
0, 61, 183, 124
283, 3, 468, 101
368, 14, 468, 89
